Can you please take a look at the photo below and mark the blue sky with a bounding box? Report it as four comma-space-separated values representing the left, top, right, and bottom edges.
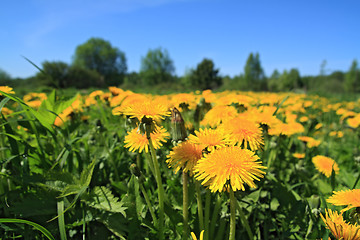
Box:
1, 0, 359, 79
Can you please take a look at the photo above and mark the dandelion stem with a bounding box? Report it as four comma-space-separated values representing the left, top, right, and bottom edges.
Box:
235, 196, 254, 240
195, 181, 204, 232
311, 173, 320, 181
210, 194, 222, 237
204, 190, 211, 240
229, 188, 236, 240
144, 151, 155, 176
139, 181, 158, 227
182, 171, 189, 240
82, 202, 86, 240
148, 137, 165, 240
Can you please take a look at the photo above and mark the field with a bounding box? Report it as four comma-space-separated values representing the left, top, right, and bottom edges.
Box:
0, 86, 360, 240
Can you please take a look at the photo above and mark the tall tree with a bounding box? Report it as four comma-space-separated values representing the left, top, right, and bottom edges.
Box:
140, 47, 175, 85
73, 37, 127, 86
184, 58, 222, 90
0, 68, 12, 85
344, 60, 360, 93
36, 61, 69, 88
243, 53, 266, 91
267, 69, 280, 91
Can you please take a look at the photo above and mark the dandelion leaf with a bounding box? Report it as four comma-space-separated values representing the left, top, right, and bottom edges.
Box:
86, 186, 127, 216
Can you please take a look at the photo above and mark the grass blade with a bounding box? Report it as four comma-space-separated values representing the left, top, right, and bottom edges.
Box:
0, 218, 55, 240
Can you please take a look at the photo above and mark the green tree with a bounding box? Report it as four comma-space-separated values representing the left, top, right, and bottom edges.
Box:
344, 60, 360, 93
269, 68, 301, 91
184, 58, 222, 90
243, 53, 266, 91
267, 69, 280, 91
0, 68, 12, 85
67, 66, 103, 89
123, 71, 141, 87
73, 37, 127, 86
140, 47, 175, 85
36, 61, 69, 88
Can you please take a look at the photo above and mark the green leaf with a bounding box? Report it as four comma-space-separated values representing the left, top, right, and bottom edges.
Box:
0, 97, 10, 112
0, 218, 55, 240
80, 159, 96, 187
86, 186, 127, 216
59, 185, 84, 198
330, 167, 336, 191
0, 132, 22, 141
98, 212, 128, 240
2, 114, 20, 162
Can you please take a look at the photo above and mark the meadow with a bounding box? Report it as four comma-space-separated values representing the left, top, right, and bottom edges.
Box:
0, 86, 360, 240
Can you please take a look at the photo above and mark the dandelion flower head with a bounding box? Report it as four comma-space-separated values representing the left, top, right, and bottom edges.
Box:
218, 117, 264, 151
268, 121, 305, 136
327, 189, 360, 212
0, 86, 15, 95
320, 208, 360, 240
188, 128, 232, 152
293, 153, 305, 159
193, 146, 266, 193
124, 126, 169, 153
312, 155, 339, 178
166, 140, 203, 175
122, 99, 171, 122
200, 105, 238, 127
191, 230, 204, 240
298, 136, 321, 148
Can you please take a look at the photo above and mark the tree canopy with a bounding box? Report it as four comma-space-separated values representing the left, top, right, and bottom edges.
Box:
344, 60, 360, 93
243, 53, 266, 91
73, 38, 127, 86
140, 47, 175, 85
184, 58, 222, 90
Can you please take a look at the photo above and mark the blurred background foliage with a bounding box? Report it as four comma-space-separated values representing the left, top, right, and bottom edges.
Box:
1, 37, 359, 97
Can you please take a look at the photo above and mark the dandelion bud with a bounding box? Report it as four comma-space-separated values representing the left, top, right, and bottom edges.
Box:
130, 163, 141, 177
130, 163, 145, 183
171, 107, 187, 141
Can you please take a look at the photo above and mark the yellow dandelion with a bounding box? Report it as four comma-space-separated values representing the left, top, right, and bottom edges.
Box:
298, 136, 321, 148
1, 107, 13, 115
299, 116, 309, 122
320, 208, 360, 240
246, 107, 282, 129
122, 101, 170, 122
191, 230, 204, 240
293, 153, 305, 159
329, 131, 337, 137
337, 131, 344, 138
268, 121, 305, 136
188, 128, 232, 151
348, 114, 360, 129
26, 100, 43, 108
124, 126, 169, 153
108, 86, 124, 96
0, 86, 15, 95
89, 90, 104, 98
315, 123, 323, 130
166, 140, 203, 174
330, 131, 344, 138
312, 155, 339, 178
200, 105, 238, 127
327, 189, 360, 212
193, 146, 267, 193
219, 117, 264, 151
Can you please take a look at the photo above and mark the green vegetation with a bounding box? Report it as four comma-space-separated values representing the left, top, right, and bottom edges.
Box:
1, 37, 359, 96
0, 88, 359, 239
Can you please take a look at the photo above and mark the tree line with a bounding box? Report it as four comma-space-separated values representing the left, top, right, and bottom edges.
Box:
0, 37, 359, 94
